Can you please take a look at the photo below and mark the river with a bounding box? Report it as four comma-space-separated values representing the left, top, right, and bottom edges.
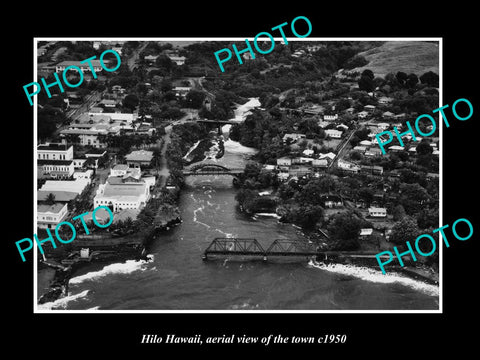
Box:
38, 98, 439, 311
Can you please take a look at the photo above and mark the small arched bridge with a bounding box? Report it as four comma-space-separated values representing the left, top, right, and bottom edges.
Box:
183, 163, 244, 177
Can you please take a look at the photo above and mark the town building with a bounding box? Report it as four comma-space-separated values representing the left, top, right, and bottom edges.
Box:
60, 123, 120, 148
37, 143, 74, 161
388, 145, 405, 152
173, 86, 191, 98
87, 112, 137, 125
368, 207, 387, 217
288, 165, 310, 177
320, 194, 343, 208
337, 159, 360, 173
37, 203, 69, 230
377, 96, 393, 105
360, 165, 384, 175
382, 111, 395, 119
364, 147, 383, 157
37, 190, 78, 203
323, 114, 338, 121
37, 159, 74, 179
359, 228, 374, 239
276, 157, 293, 166
55, 60, 106, 74
357, 111, 369, 119
167, 55, 186, 65
324, 129, 342, 139
144, 55, 158, 63
302, 105, 323, 116
283, 133, 306, 144
312, 158, 329, 168
94, 182, 150, 212
40, 178, 91, 194
73, 169, 93, 180
125, 150, 154, 169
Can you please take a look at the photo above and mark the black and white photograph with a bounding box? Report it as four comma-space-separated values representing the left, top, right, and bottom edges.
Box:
33, 38, 442, 312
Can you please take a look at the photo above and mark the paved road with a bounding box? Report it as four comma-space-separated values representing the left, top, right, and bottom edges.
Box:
329, 125, 358, 169
127, 42, 148, 71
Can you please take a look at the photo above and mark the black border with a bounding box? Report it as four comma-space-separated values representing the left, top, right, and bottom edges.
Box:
7, 4, 479, 355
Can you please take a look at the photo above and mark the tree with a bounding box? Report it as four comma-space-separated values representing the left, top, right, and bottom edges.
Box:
358, 75, 375, 92
358, 187, 374, 206
155, 54, 174, 71
406, 73, 419, 88
123, 94, 139, 111
389, 216, 420, 245
416, 208, 439, 229
396, 71, 408, 86
45, 193, 56, 205
399, 183, 431, 215
416, 140, 433, 156
419, 71, 439, 87
392, 204, 407, 221
361, 69, 374, 80
159, 78, 173, 93
328, 211, 365, 250
344, 55, 368, 70
284, 204, 324, 229
185, 90, 206, 109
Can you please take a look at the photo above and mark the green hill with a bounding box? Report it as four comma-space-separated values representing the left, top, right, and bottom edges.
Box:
353, 41, 439, 78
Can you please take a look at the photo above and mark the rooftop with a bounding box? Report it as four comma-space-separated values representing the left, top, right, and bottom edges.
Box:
37, 202, 66, 214
56, 60, 104, 67
103, 183, 146, 197
37, 190, 78, 202
125, 150, 153, 162
112, 164, 129, 171
37, 143, 71, 152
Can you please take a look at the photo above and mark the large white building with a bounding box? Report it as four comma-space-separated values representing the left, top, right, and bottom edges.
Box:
87, 112, 137, 125
40, 178, 91, 194
37, 143, 74, 161
94, 182, 150, 212
55, 60, 104, 74
60, 123, 120, 148
37, 160, 74, 179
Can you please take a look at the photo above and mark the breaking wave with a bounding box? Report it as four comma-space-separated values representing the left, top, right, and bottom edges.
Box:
308, 260, 439, 297
37, 290, 90, 310
69, 257, 154, 285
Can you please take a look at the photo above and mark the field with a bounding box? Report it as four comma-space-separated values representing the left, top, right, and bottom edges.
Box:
353, 41, 440, 78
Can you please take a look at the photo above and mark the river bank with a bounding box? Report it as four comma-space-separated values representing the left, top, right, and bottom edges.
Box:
188, 100, 440, 288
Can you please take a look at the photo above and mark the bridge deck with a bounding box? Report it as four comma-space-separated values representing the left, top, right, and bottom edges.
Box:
183, 170, 244, 176
203, 238, 390, 260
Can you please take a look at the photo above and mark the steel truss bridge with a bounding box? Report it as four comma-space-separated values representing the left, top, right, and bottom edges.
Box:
202, 238, 391, 261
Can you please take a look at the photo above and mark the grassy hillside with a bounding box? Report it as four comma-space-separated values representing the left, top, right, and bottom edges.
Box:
353, 41, 439, 78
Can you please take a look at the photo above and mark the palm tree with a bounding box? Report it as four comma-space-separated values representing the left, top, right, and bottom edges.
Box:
45, 193, 56, 205
151, 147, 162, 174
